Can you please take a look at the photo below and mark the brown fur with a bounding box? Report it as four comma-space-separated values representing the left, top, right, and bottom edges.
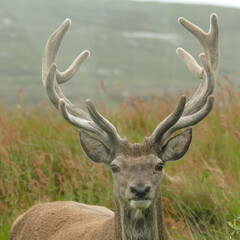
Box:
10, 201, 115, 240
120, 137, 155, 157
10, 198, 171, 240
10, 135, 192, 240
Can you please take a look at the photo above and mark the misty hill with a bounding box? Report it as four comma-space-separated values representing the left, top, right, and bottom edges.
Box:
0, 0, 239, 105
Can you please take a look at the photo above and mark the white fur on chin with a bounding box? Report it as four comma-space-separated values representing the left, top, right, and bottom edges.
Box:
130, 200, 151, 210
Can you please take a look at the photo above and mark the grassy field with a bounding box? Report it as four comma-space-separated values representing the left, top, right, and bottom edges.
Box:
0, 80, 240, 239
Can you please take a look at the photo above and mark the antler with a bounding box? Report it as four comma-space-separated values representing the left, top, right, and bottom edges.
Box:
42, 19, 123, 148
150, 14, 219, 146
42, 15, 219, 150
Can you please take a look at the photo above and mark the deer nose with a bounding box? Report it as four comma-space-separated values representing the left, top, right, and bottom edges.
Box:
130, 185, 151, 199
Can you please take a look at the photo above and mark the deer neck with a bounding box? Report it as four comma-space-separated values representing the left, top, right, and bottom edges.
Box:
114, 193, 167, 240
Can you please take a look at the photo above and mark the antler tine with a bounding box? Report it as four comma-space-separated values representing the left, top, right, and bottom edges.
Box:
42, 19, 90, 119
56, 50, 90, 84
42, 19, 90, 85
42, 19, 123, 148
159, 95, 214, 146
176, 48, 204, 79
178, 13, 219, 74
150, 96, 186, 143
58, 98, 122, 148
58, 99, 113, 147
42, 19, 70, 87
181, 52, 215, 116
58, 99, 103, 134
86, 100, 121, 145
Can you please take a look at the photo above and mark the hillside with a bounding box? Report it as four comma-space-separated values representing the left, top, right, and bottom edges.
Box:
0, 0, 239, 105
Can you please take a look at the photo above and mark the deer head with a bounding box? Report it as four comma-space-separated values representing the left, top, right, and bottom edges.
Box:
42, 14, 219, 211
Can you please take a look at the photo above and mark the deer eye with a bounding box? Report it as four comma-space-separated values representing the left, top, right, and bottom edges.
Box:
155, 163, 164, 171
109, 164, 120, 173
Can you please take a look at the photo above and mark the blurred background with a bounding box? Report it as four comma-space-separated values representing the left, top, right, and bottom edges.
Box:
0, 0, 239, 106
1, 1, 240, 239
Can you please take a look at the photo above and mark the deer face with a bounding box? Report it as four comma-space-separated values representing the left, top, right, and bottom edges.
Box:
110, 154, 163, 210
80, 128, 192, 210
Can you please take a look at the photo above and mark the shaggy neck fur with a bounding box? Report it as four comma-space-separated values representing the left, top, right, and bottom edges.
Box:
114, 194, 166, 240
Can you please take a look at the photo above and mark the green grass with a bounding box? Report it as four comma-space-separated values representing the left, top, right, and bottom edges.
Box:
0, 80, 240, 239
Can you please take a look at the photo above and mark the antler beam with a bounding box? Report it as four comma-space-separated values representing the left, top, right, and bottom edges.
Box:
150, 14, 219, 146
42, 19, 123, 148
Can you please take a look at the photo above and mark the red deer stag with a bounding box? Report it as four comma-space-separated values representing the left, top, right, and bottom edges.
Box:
10, 14, 219, 240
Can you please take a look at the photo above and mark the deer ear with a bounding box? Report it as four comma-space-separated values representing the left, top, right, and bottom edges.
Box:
79, 131, 111, 164
160, 128, 192, 162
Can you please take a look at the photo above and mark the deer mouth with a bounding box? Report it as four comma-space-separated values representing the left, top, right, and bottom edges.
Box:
130, 199, 152, 210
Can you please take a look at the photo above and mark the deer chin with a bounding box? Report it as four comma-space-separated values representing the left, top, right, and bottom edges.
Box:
130, 199, 152, 210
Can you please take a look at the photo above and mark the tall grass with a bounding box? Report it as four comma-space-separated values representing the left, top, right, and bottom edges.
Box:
0, 80, 240, 239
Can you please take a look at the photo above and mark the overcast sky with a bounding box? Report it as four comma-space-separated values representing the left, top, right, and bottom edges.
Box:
131, 0, 240, 8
